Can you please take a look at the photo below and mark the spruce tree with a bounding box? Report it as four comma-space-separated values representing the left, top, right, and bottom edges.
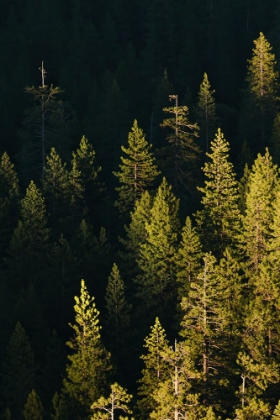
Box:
195, 72, 217, 152
195, 128, 241, 256
113, 119, 160, 214
63, 280, 112, 419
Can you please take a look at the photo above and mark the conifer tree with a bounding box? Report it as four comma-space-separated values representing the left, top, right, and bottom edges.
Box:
7, 180, 50, 291
42, 147, 69, 235
135, 178, 179, 324
18, 62, 75, 182
22, 390, 44, 420
150, 340, 216, 420
91, 382, 133, 420
114, 119, 160, 214
104, 263, 131, 354
196, 128, 241, 255
160, 97, 200, 194
63, 280, 111, 419
180, 251, 242, 409
273, 400, 280, 419
239, 32, 279, 149
119, 190, 152, 280
137, 317, 170, 417
241, 148, 279, 275
196, 72, 217, 152
71, 136, 102, 214
175, 216, 203, 306
234, 397, 271, 420
0, 152, 20, 261
48, 234, 78, 328
0, 322, 35, 419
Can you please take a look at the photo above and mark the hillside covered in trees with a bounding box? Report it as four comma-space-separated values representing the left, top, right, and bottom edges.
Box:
2, 0, 280, 419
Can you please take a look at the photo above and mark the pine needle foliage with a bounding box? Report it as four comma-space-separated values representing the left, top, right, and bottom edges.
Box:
114, 119, 160, 214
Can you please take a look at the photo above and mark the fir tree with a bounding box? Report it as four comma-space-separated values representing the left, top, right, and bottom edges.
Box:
113, 119, 160, 214
63, 280, 112, 419
196, 128, 241, 256
195, 72, 217, 152
22, 390, 44, 420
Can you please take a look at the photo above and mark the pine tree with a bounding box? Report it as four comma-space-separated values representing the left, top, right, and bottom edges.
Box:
135, 178, 179, 324
63, 280, 112, 419
180, 250, 242, 410
160, 96, 200, 195
239, 32, 279, 149
241, 148, 279, 276
195, 128, 241, 256
137, 317, 170, 417
196, 72, 217, 152
113, 119, 160, 214
22, 390, 44, 420
150, 340, 216, 420
91, 383, 133, 420
0, 322, 35, 419
234, 397, 271, 420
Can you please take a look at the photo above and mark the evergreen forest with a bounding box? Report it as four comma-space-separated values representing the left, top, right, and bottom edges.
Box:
3, 0, 280, 419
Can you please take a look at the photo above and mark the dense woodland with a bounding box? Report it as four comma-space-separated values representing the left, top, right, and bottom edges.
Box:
3, 0, 280, 419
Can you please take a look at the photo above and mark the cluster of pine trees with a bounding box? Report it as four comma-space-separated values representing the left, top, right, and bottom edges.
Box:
3, 1, 280, 417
